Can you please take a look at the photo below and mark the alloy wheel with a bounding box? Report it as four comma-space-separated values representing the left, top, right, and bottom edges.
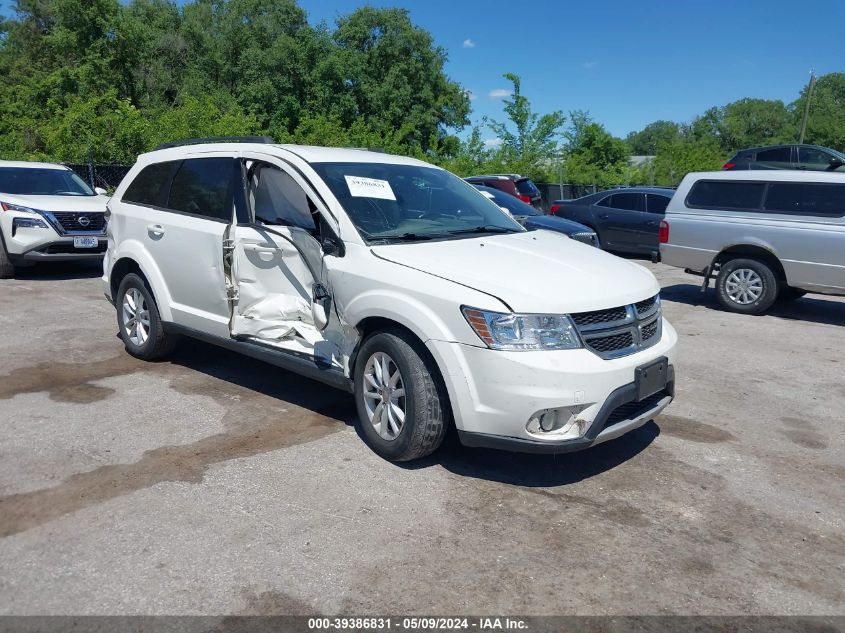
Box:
362, 351, 406, 441
724, 268, 764, 305
122, 287, 151, 346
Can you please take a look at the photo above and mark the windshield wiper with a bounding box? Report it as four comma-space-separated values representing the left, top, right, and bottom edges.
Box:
447, 225, 520, 235
371, 232, 444, 243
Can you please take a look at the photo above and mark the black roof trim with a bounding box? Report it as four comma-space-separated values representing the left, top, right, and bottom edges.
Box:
153, 136, 276, 151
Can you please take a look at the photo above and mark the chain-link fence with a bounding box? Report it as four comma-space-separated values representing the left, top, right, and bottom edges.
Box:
64, 163, 132, 191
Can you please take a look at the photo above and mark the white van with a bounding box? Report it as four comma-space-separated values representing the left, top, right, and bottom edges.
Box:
103, 139, 677, 461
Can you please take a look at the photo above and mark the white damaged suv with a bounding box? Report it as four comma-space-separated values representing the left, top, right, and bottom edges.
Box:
104, 139, 677, 461
0, 160, 109, 278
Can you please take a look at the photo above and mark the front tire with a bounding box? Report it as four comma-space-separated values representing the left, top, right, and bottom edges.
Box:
115, 273, 175, 360
0, 235, 15, 279
354, 330, 448, 462
715, 258, 778, 315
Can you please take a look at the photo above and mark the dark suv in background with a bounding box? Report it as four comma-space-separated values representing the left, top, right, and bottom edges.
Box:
464, 174, 543, 209
550, 187, 674, 257
723, 144, 845, 172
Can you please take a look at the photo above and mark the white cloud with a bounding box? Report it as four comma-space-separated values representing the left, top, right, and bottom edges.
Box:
463, 38, 476, 48
582, 61, 599, 70
483, 138, 502, 148
488, 88, 512, 99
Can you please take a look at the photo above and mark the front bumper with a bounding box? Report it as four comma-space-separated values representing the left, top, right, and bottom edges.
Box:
2, 212, 106, 263
426, 318, 678, 454
458, 369, 673, 453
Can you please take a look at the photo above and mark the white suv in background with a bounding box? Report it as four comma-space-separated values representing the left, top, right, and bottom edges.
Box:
104, 139, 678, 461
0, 160, 109, 278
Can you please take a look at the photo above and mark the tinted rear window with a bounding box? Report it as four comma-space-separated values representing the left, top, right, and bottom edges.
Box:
167, 158, 234, 221
755, 147, 791, 162
763, 182, 845, 218
686, 181, 765, 210
122, 161, 176, 207
515, 179, 539, 196
646, 194, 670, 214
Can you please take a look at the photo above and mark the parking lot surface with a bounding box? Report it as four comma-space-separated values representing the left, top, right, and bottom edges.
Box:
0, 260, 843, 615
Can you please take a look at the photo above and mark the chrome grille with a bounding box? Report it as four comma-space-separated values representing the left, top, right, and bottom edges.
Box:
571, 306, 628, 328
44, 211, 106, 234
573, 294, 662, 359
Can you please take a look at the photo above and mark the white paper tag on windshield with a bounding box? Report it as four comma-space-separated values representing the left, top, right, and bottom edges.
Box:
344, 175, 396, 201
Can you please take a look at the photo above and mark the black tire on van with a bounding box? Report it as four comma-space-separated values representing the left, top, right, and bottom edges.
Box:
0, 235, 15, 279
353, 329, 449, 462
715, 258, 779, 315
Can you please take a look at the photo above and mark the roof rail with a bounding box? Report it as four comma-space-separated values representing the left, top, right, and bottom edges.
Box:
153, 136, 276, 151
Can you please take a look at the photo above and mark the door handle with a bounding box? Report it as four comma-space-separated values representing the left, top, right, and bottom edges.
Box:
146, 224, 164, 237
243, 243, 279, 262
598, 213, 609, 219
645, 220, 657, 226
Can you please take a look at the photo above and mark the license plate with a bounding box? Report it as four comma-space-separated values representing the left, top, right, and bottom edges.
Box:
635, 357, 668, 401
73, 237, 98, 249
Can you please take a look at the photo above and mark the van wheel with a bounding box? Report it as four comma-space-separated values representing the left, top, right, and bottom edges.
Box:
116, 273, 175, 360
715, 258, 778, 315
778, 287, 807, 302
0, 237, 15, 279
354, 330, 448, 462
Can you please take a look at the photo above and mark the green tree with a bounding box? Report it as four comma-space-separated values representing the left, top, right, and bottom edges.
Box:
793, 72, 845, 152
649, 137, 724, 186
563, 121, 630, 186
486, 73, 565, 179
625, 120, 680, 155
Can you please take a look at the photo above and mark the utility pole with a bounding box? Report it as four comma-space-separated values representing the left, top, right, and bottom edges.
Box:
798, 70, 816, 144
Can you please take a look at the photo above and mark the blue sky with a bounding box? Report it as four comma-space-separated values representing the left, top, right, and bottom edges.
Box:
3, 0, 843, 142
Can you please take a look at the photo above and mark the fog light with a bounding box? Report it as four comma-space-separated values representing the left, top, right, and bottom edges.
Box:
526, 407, 579, 434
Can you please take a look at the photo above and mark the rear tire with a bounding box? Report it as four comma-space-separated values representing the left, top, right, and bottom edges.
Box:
715, 258, 778, 315
354, 329, 448, 462
115, 273, 175, 360
778, 287, 807, 302
0, 235, 15, 279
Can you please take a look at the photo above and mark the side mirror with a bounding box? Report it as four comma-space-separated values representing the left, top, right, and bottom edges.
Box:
829, 157, 844, 170
94, 187, 108, 195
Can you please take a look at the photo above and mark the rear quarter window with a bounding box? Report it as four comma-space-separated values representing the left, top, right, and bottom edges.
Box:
686, 181, 766, 211
763, 182, 845, 218
122, 161, 177, 207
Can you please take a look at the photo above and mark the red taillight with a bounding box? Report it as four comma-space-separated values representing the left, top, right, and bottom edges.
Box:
659, 220, 669, 244
517, 194, 532, 204
549, 204, 561, 215
722, 162, 736, 170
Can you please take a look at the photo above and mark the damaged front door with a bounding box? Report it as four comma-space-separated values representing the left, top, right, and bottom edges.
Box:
228, 158, 342, 367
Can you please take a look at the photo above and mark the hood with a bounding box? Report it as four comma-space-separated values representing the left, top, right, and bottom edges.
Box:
520, 214, 592, 235
371, 230, 659, 314
0, 193, 109, 213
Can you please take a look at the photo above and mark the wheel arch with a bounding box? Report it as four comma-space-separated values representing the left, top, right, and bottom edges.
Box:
350, 315, 455, 428
713, 244, 787, 282
109, 242, 173, 321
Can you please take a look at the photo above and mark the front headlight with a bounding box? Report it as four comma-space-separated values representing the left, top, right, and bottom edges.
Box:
462, 307, 582, 351
1, 201, 42, 215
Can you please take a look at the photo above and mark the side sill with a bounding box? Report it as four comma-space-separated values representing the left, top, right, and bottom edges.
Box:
163, 322, 354, 393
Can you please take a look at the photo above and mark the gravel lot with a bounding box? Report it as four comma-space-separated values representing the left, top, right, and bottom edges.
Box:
0, 259, 843, 616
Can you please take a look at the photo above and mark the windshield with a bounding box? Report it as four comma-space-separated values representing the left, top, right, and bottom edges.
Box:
310, 162, 524, 242
477, 186, 540, 216
0, 167, 95, 196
